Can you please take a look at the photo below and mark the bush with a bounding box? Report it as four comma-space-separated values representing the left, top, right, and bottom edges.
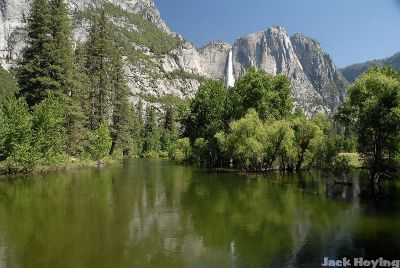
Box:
0, 97, 39, 174
170, 138, 192, 162
89, 123, 112, 161
32, 96, 66, 166
332, 155, 351, 176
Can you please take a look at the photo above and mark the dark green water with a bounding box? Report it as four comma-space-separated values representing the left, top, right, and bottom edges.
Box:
0, 159, 400, 268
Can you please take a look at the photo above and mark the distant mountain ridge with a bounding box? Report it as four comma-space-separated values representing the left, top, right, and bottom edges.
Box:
341, 52, 400, 83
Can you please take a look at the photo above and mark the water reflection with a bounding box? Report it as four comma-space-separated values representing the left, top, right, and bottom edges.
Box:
0, 160, 399, 267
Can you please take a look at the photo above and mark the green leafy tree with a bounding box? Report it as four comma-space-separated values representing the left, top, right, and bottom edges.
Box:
263, 119, 294, 170
89, 122, 112, 161
291, 114, 323, 171
192, 138, 209, 165
32, 96, 66, 165
346, 67, 400, 177
0, 97, 38, 174
170, 138, 192, 162
216, 109, 266, 171
227, 68, 293, 121
311, 113, 345, 169
184, 79, 227, 165
216, 109, 295, 172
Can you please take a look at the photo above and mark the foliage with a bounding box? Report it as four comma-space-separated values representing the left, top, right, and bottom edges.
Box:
311, 113, 346, 169
331, 155, 352, 176
17, 0, 74, 106
0, 97, 38, 174
0, 67, 18, 101
192, 138, 209, 165
32, 96, 66, 165
228, 68, 292, 121
161, 105, 179, 153
216, 109, 314, 172
142, 106, 161, 156
183, 80, 227, 165
170, 138, 192, 162
89, 123, 112, 161
64, 41, 91, 156
291, 114, 323, 170
109, 49, 132, 156
86, 9, 113, 130
345, 67, 400, 173
216, 109, 267, 171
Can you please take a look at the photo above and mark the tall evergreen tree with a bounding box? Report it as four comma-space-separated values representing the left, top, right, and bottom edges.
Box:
17, 0, 57, 106
49, 0, 74, 94
86, 9, 112, 130
143, 106, 160, 155
109, 49, 131, 156
161, 105, 178, 153
64, 42, 91, 155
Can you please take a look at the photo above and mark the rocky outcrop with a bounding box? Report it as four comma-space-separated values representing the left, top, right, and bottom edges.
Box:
199, 41, 231, 80
0, 0, 170, 66
231, 27, 329, 114
291, 33, 347, 110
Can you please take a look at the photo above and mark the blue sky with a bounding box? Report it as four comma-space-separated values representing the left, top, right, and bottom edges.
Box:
154, 0, 400, 67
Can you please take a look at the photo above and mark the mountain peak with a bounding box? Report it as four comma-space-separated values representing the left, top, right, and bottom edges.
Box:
268, 25, 288, 34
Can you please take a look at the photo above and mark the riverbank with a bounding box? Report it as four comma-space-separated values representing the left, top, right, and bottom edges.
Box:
0, 157, 120, 179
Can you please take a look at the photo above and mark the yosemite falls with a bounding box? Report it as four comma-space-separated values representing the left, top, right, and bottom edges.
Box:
226, 49, 235, 87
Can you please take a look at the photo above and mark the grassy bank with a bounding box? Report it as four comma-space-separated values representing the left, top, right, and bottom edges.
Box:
0, 157, 121, 179
339, 153, 364, 169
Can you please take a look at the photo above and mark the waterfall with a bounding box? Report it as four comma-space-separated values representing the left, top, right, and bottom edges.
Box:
226, 49, 235, 87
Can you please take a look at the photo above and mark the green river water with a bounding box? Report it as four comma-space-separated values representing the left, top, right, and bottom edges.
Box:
0, 159, 400, 267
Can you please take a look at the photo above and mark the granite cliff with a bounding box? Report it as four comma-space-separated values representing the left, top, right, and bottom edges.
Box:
0, 0, 348, 114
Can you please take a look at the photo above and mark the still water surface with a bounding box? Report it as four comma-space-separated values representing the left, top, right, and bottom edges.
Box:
0, 159, 400, 267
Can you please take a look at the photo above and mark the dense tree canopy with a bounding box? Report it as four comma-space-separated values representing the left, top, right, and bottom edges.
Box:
228, 68, 293, 121
345, 67, 400, 176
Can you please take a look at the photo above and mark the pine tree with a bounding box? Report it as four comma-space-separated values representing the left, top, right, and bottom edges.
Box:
161, 105, 179, 153
17, 0, 57, 106
62, 41, 92, 156
49, 0, 74, 94
143, 106, 160, 156
132, 99, 145, 155
109, 49, 131, 156
86, 9, 112, 131
124, 104, 143, 157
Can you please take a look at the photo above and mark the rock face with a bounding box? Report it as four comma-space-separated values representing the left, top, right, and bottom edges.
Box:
165, 27, 348, 114
0, 0, 170, 66
232, 27, 329, 113
0, 0, 347, 114
291, 33, 347, 110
